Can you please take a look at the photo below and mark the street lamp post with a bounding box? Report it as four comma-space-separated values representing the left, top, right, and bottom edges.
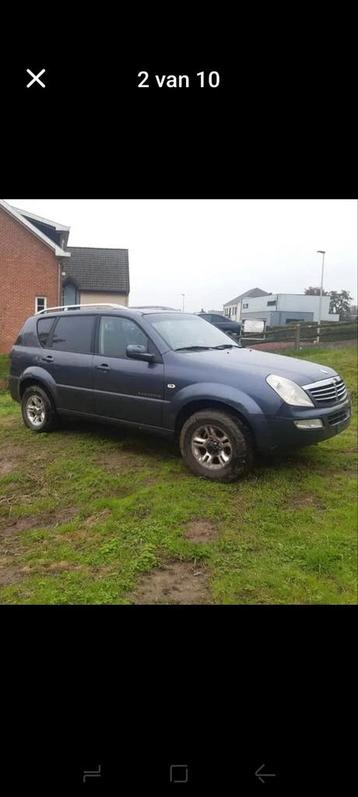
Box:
316, 250, 326, 344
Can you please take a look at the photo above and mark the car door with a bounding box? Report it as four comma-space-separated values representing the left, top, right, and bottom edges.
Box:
45, 314, 96, 413
93, 315, 165, 426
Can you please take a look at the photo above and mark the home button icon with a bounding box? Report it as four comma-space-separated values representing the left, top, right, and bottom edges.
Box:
169, 764, 189, 784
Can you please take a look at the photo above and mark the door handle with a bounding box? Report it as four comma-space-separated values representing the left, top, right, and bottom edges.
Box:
96, 363, 110, 371
42, 355, 54, 362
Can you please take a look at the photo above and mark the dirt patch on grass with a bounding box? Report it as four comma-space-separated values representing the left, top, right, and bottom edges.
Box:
288, 494, 326, 511
84, 509, 112, 528
0, 564, 24, 587
0, 445, 25, 474
0, 507, 80, 589
0, 507, 78, 539
21, 561, 83, 575
0, 559, 83, 587
0, 461, 17, 475
131, 560, 211, 604
184, 519, 218, 543
98, 451, 150, 473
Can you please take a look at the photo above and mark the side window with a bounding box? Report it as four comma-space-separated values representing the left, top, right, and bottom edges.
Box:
99, 316, 149, 358
37, 317, 55, 348
51, 315, 94, 353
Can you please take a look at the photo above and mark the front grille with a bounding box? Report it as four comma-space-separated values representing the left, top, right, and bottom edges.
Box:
327, 408, 350, 426
304, 376, 347, 406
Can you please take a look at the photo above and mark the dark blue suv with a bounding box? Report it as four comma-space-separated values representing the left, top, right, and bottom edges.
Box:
9, 305, 351, 482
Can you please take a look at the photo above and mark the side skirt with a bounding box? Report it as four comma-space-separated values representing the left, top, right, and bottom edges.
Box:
58, 408, 175, 439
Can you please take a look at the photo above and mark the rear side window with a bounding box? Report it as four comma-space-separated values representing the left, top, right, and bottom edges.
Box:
37, 318, 55, 348
51, 315, 94, 354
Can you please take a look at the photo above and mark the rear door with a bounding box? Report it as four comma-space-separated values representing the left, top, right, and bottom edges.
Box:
93, 315, 165, 426
45, 314, 96, 413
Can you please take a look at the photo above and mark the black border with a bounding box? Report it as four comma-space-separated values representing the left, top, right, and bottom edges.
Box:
1, 39, 357, 792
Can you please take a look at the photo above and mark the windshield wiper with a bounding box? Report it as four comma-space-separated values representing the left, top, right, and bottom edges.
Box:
212, 344, 238, 349
174, 345, 213, 351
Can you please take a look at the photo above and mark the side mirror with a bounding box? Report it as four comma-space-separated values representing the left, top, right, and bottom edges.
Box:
126, 344, 155, 363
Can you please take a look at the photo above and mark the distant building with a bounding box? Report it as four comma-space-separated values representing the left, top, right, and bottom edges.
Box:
0, 199, 129, 353
227, 292, 339, 326
223, 288, 270, 320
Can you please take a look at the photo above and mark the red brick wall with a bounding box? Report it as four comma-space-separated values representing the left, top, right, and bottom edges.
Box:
0, 207, 59, 353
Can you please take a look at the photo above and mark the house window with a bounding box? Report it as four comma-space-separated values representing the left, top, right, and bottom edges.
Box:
35, 296, 47, 313
242, 303, 249, 309
267, 299, 277, 306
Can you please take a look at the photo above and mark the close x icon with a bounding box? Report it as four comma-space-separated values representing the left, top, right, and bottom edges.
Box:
26, 68, 46, 88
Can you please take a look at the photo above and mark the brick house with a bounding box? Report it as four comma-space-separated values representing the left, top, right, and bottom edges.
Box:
0, 200, 130, 353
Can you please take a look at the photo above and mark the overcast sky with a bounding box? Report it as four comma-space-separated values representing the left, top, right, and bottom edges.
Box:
7, 199, 357, 310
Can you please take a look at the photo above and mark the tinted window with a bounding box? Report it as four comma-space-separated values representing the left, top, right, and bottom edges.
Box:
212, 315, 225, 322
99, 316, 149, 358
51, 315, 94, 353
37, 318, 55, 348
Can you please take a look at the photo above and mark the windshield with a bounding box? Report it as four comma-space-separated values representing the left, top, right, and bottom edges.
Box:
147, 313, 240, 351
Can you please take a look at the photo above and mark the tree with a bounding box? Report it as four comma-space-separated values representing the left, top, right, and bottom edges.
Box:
329, 290, 353, 319
304, 286, 329, 296
304, 287, 353, 320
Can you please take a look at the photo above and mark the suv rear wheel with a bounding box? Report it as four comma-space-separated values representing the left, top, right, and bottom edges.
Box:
21, 385, 57, 433
179, 409, 253, 482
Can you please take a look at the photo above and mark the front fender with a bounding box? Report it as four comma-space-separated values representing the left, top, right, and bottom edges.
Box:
165, 382, 273, 451
169, 382, 263, 418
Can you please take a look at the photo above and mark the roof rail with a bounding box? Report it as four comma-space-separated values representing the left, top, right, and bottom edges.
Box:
36, 303, 129, 315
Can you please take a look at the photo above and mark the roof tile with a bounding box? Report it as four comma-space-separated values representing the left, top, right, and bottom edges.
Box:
65, 247, 129, 293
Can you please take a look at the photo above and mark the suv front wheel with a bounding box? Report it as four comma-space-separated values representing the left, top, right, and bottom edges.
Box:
21, 385, 57, 433
179, 409, 253, 482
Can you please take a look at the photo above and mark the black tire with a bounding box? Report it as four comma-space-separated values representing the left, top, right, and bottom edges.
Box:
21, 385, 57, 433
179, 409, 253, 482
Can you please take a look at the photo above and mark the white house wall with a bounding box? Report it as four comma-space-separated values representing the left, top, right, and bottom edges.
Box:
80, 292, 128, 306
235, 294, 339, 323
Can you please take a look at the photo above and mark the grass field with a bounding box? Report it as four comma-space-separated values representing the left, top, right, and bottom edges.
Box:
0, 346, 357, 604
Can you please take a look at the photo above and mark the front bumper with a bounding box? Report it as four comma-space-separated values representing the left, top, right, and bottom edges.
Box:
263, 397, 352, 452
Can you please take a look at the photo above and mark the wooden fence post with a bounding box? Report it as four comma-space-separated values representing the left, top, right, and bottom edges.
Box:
295, 323, 301, 351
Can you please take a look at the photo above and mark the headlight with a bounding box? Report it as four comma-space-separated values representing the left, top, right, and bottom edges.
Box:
266, 374, 314, 407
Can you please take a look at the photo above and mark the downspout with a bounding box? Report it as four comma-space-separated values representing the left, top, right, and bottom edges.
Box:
58, 261, 61, 305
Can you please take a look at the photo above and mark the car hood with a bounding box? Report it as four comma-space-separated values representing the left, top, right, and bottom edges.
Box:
172, 347, 337, 386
